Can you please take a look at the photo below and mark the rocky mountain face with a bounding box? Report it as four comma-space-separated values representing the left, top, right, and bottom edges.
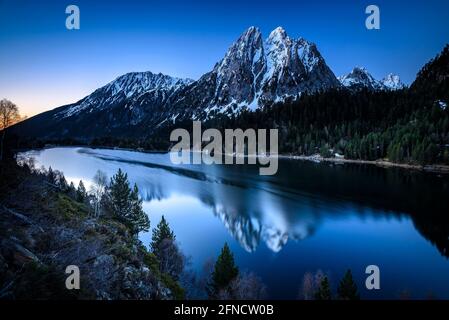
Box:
338, 67, 405, 91
162, 26, 340, 121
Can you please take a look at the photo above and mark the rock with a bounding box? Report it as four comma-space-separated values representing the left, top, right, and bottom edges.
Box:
1, 239, 41, 266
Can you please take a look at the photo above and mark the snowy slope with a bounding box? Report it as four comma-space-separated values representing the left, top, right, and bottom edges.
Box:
56, 72, 193, 120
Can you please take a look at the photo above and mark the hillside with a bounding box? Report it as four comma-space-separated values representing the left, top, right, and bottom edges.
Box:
0, 158, 181, 299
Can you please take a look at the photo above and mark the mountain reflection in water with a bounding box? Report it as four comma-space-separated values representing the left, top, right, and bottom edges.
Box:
19, 147, 449, 298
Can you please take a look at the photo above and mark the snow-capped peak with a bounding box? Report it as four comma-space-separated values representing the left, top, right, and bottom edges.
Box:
338, 67, 404, 91
268, 26, 289, 42
173, 26, 340, 118
382, 73, 405, 90
338, 67, 378, 88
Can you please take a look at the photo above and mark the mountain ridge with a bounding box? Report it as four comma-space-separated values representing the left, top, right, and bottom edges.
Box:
9, 26, 407, 141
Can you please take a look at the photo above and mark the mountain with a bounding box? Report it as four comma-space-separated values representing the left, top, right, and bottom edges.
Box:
213, 44, 449, 166
12, 27, 411, 141
165, 26, 339, 120
410, 44, 449, 102
338, 67, 382, 90
11, 71, 193, 140
56, 72, 193, 122
338, 67, 404, 91
382, 73, 405, 90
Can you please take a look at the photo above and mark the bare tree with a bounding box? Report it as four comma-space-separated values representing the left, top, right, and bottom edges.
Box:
229, 272, 267, 300
0, 99, 20, 161
300, 272, 315, 300
214, 272, 267, 300
90, 170, 108, 217
184, 257, 215, 299
156, 238, 185, 280
298, 269, 326, 300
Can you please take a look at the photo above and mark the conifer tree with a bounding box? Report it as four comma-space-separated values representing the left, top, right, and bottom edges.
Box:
68, 181, 76, 198
47, 166, 55, 184
208, 243, 239, 298
109, 168, 131, 218
76, 180, 87, 202
150, 215, 185, 279
151, 215, 175, 254
128, 183, 150, 234
337, 269, 360, 300
108, 169, 149, 235
57, 174, 68, 191
315, 276, 331, 300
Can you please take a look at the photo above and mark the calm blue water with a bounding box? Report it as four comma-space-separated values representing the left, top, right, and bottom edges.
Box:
19, 147, 449, 299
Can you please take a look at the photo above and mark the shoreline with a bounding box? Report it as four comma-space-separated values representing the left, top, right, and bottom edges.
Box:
17, 144, 449, 175
280, 154, 449, 174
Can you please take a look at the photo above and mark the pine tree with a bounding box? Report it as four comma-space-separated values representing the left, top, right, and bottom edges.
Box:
108, 168, 131, 219
57, 174, 68, 191
208, 243, 239, 298
150, 216, 185, 279
337, 269, 360, 300
68, 181, 76, 198
47, 166, 55, 184
76, 180, 87, 202
315, 276, 331, 300
151, 215, 175, 254
128, 183, 150, 234
108, 169, 149, 236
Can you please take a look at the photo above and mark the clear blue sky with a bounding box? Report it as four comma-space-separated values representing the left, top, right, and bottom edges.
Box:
1, 0, 448, 116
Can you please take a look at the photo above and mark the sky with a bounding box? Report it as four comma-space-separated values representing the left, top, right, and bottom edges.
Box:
0, 0, 448, 117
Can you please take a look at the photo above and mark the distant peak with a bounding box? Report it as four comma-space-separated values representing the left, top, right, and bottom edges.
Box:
245, 26, 259, 33
297, 37, 315, 46
383, 73, 399, 80
236, 26, 262, 43
339, 67, 404, 91
268, 27, 288, 40
272, 26, 286, 33
382, 73, 405, 90
352, 66, 369, 73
